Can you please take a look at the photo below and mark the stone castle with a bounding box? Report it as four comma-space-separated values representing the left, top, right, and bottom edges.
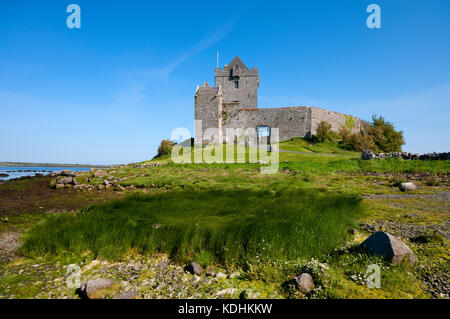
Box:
195, 56, 362, 144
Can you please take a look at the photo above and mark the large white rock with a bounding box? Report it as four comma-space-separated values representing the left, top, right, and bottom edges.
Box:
361, 231, 415, 265
80, 278, 120, 299
399, 182, 416, 192
293, 273, 315, 293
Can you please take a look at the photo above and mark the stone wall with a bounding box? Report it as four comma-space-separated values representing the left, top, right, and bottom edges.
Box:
310, 107, 362, 135
194, 83, 222, 143
224, 107, 311, 142
361, 149, 450, 161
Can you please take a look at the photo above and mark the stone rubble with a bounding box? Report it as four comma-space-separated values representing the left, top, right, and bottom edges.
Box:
361, 149, 449, 161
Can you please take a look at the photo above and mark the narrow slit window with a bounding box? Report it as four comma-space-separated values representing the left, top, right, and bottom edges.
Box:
234, 80, 239, 88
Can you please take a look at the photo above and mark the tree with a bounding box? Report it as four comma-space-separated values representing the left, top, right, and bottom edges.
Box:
368, 115, 405, 152
316, 121, 336, 142
338, 115, 404, 152
155, 139, 176, 158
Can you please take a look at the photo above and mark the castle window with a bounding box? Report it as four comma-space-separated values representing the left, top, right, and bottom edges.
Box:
234, 80, 239, 88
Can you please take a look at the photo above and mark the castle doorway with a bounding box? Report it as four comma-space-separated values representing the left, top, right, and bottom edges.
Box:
257, 126, 271, 147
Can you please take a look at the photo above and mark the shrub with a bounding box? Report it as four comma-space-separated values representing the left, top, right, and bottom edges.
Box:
316, 121, 339, 143
155, 139, 176, 158
368, 115, 405, 152
339, 127, 375, 152
338, 115, 404, 152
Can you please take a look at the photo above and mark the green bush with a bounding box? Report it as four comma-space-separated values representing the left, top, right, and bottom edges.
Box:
338, 115, 404, 153
316, 121, 339, 143
339, 127, 375, 152
155, 139, 176, 158
368, 115, 405, 152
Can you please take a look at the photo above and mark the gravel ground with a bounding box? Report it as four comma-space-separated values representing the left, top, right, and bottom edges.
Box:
0, 232, 21, 262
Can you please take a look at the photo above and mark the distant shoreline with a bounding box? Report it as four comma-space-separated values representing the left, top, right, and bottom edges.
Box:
0, 162, 111, 168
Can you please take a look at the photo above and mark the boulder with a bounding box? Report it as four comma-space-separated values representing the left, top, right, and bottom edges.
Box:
60, 170, 76, 177
57, 176, 73, 185
399, 182, 416, 192
79, 278, 120, 299
184, 262, 203, 275
55, 184, 65, 189
93, 170, 108, 177
293, 273, 315, 293
361, 231, 415, 265
361, 149, 376, 160
0, 173, 9, 177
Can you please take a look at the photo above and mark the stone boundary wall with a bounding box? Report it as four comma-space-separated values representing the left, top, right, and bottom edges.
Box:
361, 149, 450, 161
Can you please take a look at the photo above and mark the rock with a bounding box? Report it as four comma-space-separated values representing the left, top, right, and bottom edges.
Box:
60, 170, 76, 177
399, 182, 416, 192
157, 261, 169, 268
84, 260, 100, 271
79, 278, 120, 299
361, 231, 415, 265
293, 273, 315, 293
360, 223, 377, 233
215, 272, 227, 279
239, 289, 260, 299
55, 184, 65, 189
0, 173, 9, 177
228, 272, 240, 279
361, 149, 376, 160
205, 270, 215, 277
93, 170, 108, 177
57, 176, 73, 185
184, 262, 203, 275
112, 291, 138, 299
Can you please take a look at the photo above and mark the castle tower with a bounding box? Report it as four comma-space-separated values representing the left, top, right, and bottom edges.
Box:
214, 56, 259, 109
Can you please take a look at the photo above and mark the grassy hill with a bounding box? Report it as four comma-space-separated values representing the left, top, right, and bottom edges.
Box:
1, 138, 448, 299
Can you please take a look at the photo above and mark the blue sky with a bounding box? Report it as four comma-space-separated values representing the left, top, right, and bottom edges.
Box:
0, 0, 449, 164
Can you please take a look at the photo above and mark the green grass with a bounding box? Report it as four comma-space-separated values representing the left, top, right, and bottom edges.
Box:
21, 189, 363, 265
279, 137, 360, 156
280, 157, 450, 174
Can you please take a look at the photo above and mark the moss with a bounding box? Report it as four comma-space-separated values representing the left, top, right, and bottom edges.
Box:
345, 115, 356, 131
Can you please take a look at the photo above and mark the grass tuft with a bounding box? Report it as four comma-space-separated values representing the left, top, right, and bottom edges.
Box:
21, 189, 363, 266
